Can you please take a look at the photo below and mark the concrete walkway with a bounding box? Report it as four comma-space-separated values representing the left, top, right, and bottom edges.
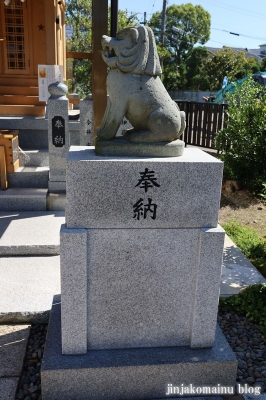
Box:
0, 211, 64, 399
221, 234, 266, 296
0, 211, 265, 399
0, 212, 64, 323
0, 325, 30, 400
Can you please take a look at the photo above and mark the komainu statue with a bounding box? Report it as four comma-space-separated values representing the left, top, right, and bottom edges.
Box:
97, 25, 186, 144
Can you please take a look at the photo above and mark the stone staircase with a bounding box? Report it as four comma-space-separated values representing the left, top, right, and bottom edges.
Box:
0, 80, 84, 213
0, 125, 50, 211
0, 117, 80, 211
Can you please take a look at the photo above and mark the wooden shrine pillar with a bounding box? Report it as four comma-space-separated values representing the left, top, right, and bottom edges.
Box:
110, 0, 118, 37
92, 0, 108, 142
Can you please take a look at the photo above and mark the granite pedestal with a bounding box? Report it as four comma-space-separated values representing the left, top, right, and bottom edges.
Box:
42, 295, 237, 400
42, 147, 237, 399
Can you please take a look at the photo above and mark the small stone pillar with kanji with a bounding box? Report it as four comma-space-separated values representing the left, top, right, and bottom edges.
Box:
47, 81, 70, 192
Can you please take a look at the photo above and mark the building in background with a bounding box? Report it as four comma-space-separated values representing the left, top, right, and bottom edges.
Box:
205, 45, 266, 62
0, 0, 66, 117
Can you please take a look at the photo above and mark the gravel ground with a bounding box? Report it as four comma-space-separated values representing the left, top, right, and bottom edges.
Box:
15, 323, 47, 400
15, 306, 266, 399
218, 305, 266, 394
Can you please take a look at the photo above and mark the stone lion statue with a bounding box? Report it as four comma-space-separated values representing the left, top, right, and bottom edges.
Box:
97, 25, 186, 143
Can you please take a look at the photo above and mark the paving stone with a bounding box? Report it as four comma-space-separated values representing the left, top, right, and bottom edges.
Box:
0, 325, 30, 377
0, 211, 64, 256
0, 256, 60, 323
220, 235, 266, 297
0, 377, 18, 400
0, 326, 30, 400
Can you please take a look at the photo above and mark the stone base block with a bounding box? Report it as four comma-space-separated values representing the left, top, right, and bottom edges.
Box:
41, 295, 237, 400
95, 136, 185, 157
66, 147, 223, 229
48, 180, 66, 191
60, 225, 225, 353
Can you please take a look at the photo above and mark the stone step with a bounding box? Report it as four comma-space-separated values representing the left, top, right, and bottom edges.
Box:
19, 149, 49, 167
0, 188, 48, 211
7, 166, 49, 188
0, 211, 64, 256
0, 211, 63, 322
0, 256, 60, 323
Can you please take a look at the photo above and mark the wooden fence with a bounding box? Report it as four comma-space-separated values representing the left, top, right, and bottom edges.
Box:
175, 101, 228, 150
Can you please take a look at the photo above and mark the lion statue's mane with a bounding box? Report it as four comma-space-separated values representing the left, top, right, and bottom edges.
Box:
109, 26, 162, 76
97, 25, 186, 143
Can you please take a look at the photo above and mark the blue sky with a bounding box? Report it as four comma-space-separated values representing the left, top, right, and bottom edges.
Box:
118, 0, 266, 50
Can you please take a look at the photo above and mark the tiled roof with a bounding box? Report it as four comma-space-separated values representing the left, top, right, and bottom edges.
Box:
205, 46, 265, 60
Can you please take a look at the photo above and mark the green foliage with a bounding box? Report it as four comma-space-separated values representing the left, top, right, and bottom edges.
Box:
261, 57, 266, 71
155, 43, 171, 61
66, 0, 92, 51
65, 1, 139, 96
205, 48, 261, 90
215, 77, 266, 192
162, 63, 185, 91
65, 0, 93, 95
186, 46, 210, 90
184, 47, 262, 91
222, 218, 266, 276
246, 57, 263, 75
219, 284, 266, 335
148, 3, 211, 90
116, 9, 139, 31
259, 183, 266, 205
